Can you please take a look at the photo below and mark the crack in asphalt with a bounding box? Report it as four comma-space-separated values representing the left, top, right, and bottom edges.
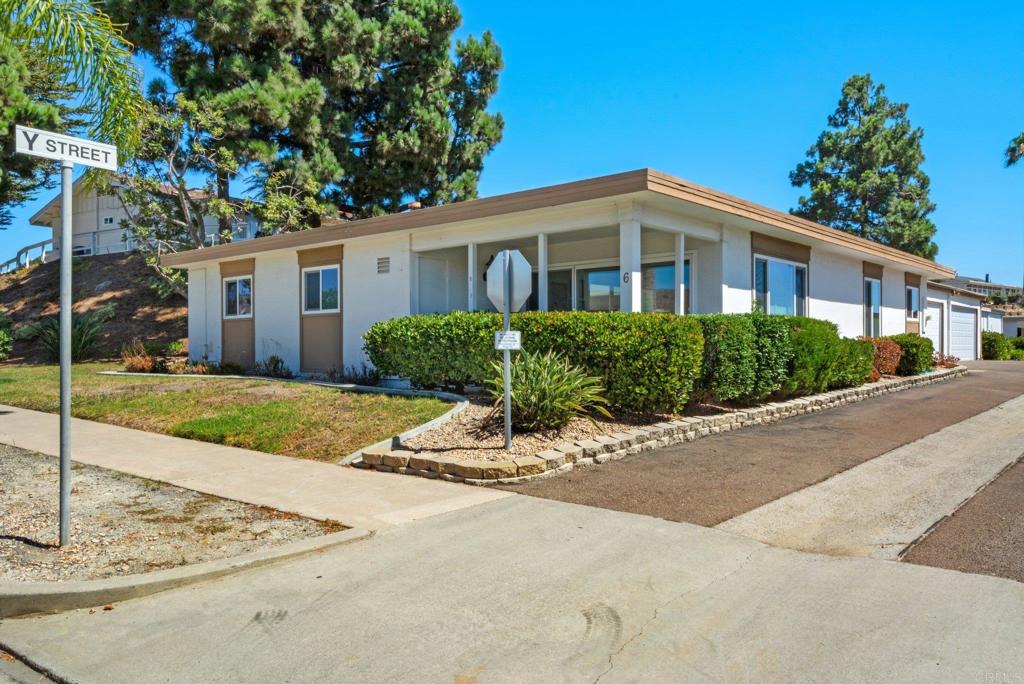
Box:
591, 546, 762, 684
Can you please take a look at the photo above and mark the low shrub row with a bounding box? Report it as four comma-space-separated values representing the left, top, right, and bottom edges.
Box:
0, 311, 12, 362
364, 311, 929, 414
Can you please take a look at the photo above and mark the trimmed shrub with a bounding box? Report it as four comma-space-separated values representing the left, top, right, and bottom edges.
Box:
364, 311, 704, 413
1011, 337, 1024, 352
748, 313, 793, 400
982, 331, 1011, 360
0, 328, 12, 362
363, 311, 497, 390
863, 337, 902, 376
830, 338, 875, 389
18, 304, 115, 362
692, 314, 757, 403
888, 333, 934, 375
1009, 349, 1024, 361
781, 317, 841, 396
486, 350, 611, 431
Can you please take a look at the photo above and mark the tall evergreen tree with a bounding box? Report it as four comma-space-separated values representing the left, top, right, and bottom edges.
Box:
790, 74, 938, 259
107, 0, 504, 229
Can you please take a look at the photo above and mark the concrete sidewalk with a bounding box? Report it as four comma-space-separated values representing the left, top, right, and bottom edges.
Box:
0, 404, 509, 531
717, 393, 1024, 558
3, 496, 1023, 683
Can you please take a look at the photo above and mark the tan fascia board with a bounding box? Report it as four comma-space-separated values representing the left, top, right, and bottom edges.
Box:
161, 170, 650, 268
643, 170, 955, 278
161, 168, 956, 277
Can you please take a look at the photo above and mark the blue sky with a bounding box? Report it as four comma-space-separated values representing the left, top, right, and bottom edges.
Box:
5, 0, 1023, 285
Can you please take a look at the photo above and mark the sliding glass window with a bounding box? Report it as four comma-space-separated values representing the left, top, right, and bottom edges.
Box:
754, 256, 806, 316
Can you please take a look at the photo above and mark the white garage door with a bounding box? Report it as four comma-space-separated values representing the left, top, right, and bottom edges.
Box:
950, 305, 977, 361
924, 301, 943, 355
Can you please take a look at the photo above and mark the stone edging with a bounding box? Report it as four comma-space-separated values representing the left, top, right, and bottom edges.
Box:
96, 371, 469, 465
0, 528, 370, 619
353, 367, 969, 486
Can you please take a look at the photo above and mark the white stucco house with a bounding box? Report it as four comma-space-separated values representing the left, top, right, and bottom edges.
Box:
1004, 316, 1024, 339
161, 169, 968, 373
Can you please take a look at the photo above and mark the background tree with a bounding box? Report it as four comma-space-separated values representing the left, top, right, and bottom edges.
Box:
790, 74, 938, 259
106, 0, 504, 228
1007, 132, 1024, 167
0, 0, 145, 224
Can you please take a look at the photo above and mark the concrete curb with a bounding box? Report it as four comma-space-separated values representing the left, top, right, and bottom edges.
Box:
96, 371, 468, 467
353, 366, 970, 485
0, 527, 371, 619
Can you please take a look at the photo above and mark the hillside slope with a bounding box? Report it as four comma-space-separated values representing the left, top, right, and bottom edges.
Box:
0, 253, 187, 363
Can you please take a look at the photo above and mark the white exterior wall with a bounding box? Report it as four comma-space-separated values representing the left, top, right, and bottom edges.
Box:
253, 252, 300, 372
343, 234, 414, 368
720, 226, 751, 314
881, 268, 906, 337
1005, 319, 1024, 338
187, 268, 209, 361
982, 311, 1004, 333
807, 249, 863, 338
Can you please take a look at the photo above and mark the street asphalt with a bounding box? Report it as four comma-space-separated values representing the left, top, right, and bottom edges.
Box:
501, 361, 1024, 525
2, 495, 1024, 683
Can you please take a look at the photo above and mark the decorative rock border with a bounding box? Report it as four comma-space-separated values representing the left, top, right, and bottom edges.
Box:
353, 366, 969, 486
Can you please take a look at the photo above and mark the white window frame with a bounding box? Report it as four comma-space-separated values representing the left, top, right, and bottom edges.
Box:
905, 285, 921, 321
754, 254, 808, 317
864, 276, 882, 337
223, 275, 253, 320
301, 265, 341, 315
102, 216, 115, 226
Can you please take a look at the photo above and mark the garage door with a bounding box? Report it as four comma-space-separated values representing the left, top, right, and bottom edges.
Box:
924, 301, 943, 354
950, 305, 977, 361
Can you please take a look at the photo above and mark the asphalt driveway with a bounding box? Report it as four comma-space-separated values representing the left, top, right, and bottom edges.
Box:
500, 361, 1024, 526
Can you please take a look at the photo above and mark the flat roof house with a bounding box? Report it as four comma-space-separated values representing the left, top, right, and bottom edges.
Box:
162, 169, 960, 372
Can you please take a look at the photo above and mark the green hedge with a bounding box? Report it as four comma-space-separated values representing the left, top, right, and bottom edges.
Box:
748, 313, 793, 400
364, 311, 704, 413
889, 333, 934, 375
1011, 337, 1024, 352
830, 338, 875, 389
693, 314, 757, 402
982, 331, 1011, 360
781, 317, 842, 396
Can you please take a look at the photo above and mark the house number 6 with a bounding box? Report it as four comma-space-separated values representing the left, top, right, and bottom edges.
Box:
623, 272, 630, 284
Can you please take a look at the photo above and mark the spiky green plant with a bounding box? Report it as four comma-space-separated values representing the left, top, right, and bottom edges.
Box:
487, 350, 611, 432
17, 303, 115, 361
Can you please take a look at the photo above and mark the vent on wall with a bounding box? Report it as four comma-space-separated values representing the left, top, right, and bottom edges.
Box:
376, 257, 391, 274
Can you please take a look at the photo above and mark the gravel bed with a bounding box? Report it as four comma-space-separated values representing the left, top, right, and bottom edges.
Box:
403, 395, 682, 461
0, 444, 344, 583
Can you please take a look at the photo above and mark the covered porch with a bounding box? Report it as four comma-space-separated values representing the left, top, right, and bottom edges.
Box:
410, 202, 724, 316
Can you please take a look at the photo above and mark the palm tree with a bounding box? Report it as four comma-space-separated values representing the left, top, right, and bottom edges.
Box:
1007, 132, 1024, 167
0, 0, 145, 153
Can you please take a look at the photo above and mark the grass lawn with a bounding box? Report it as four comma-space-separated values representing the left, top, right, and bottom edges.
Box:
0, 363, 450, 462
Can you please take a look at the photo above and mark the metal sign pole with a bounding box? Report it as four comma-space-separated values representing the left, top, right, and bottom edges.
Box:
502, 252, 512, 450
59, 161, 73, 547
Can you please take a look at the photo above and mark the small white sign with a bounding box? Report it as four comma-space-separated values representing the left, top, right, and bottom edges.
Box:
15, 125, 117, 171
494, 330, 522, 351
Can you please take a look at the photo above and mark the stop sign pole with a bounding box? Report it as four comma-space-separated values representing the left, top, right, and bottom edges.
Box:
15, 125, 118, 546
485, 249, 531, 450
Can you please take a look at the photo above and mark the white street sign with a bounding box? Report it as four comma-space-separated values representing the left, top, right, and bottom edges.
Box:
15, 125, 117, 171
486, 249, 532, 313
494, 330, 522, 351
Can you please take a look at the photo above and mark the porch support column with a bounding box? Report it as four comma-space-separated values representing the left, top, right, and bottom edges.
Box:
467, 242, 477, 311
619, 208, 642, 312
537, 233, 549, 311
674, 233, 686, 315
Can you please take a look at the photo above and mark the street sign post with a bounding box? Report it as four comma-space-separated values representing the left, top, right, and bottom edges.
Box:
15, 125, 117, 547
485, 250, 531, 450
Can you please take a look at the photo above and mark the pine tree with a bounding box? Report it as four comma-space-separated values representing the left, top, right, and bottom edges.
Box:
790, 74, 938, 259
106, 0, 504, 229
1006, 132, 1024, 167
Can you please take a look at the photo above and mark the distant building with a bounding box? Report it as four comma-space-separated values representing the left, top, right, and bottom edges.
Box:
936, 274, 1022, 300
2, 177, 260, 273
